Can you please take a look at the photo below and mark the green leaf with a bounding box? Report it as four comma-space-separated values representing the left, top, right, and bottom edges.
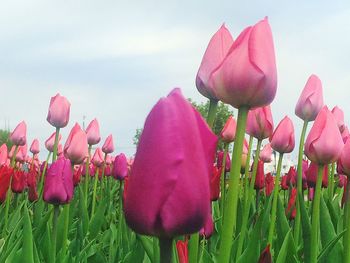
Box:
21, 205, 34, 263
276, 230, 297, 263
299, 191, 311, 263
275, 195, 290, 255
88, 197, 107, 240
137, 235, 154, 262
123, 238, 145, 263
318, 229, 346, 262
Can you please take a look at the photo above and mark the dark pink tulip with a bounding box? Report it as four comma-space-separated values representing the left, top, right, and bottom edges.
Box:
308, 187, 315, 201
246, 106, 274, 140
113, 153, 128, 180
281, 176, 288, 190
73, 165, 82, 187
10, 121, 27, 146
254, 160, 265, 190
0, 144, 8, 166
92, 148, 104, 167
64, 123, 88, 165
196, 24, 234, 100
43, 158, 73, 205
46, 93, 71, 128
338, 174, 347, 188
210, 165, 221, 201
199, 214, 214, 239
105, 154, 113, 165
270, 116, 295, 153
102, 134, 114, 154
305, 106, 344, 165
30, 139, 40, 155
217, 151, 231, 172
86, 118, 101, 145
342, 126, 349, 143
214, 17, 277, 109
220, 116, 236, 143
338, 139, 350, 176
295, 75, 323, 121
45, 132, 62, 152
259, 143, 272, 163
124, 88, 217, 237
331, 106, 345, 132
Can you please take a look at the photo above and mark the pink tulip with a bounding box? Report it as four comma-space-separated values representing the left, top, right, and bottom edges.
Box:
199, 214, 214, 239
308, 187, 315, 201
213, 17, 277, 109
86, 118, 101, 145
338, 174, 347, 188
260, 143, 272, 163
57, 144, 64, 158
29, 139, 40, 155
342, 126, 349, 143
43, 158, 73, 205
124, 88, 217, 237
102, 134, 114, 154
246, 106, 274, 140
10, 121, 27, 146
217, 151, 231, 172
270, 116, 295, 153
0, 144, 8, 166
45, 132, 62, 152
15, 144, 27, 163
46, 93, 71, 128
242, 138, 249, 154
295, 75, 323, 121
220, 116, 236, 143
196, 24, 234, 100
113, 153, 128, 180
305, 106, 344, 165
331, 106, 345, 132
92, 148, 104, 167
64, 123, 88, 164
338, 139, 350, 176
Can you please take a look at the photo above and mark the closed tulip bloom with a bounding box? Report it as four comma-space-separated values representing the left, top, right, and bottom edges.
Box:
305, 106, 344, 165
64, 123, 88, 165
286, 188, 297, 220
92, 148, 104, 167
306, 162, 328, 188
270, 116, 295, 153
11, 170, 26, 193
331, 106, 345, 132
246, 106, 274, 140
199, 214, 214, 239
258, 245, 272, 263
308, 187, 315, 201
217, 151, 231, 172
45, 132, 62, 152
46, 93, 71, 128
281, 176, 288, 190
242, 138, 249, 154
286, 166, 297, 186
0, 166, 12, 203
0, 144, 8, 166
342, 126, 349, 143
43, 158, 73, 205
124, 88, 217, 237
176, 240, 189, 263
254, 160, 265, 190
213, 17, 277, 109
220, 116, 236, 143
302, 159, 309, 190
15, 144, 27, 163
260, 143, 272, 163
86, 118, 101, 145
10, 121, 27, 146
265, 172, 274, 196
102, 134, 114, 154
30, 139, 40, 155
196, 24, 234, 100
295, 75, 323, 121
210, 166, 221, 201
113, 153, 128, 180
338, 174, 347, 188
27, 170, 38, 202
73, 166, 82, 187
338, 139, 350, 176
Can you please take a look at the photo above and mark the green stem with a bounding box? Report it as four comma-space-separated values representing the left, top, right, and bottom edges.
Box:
294, 120, 308, 243
52, 127, 60, 163
236, 139, 262, 259
243, 136, 254, 201
199, 237, 206, 263
52, 205, 60, 263
218, 106, 249, 263
159, 238, 173, 263
188, 233, 199, 263
310, 164, 324, 263
343, 177, 350, 263
39, 152, 52, 197
85, 145, 92, 205
220, 143, 229, 215
100, 153, 107, 196
10, 145, 19, 167
117, 181, 124, 248
267, 152, 284, 246
91, 168, 99, 218
329, 162, 335, 198
61, 204, 70, 257
207, 99, 219, 128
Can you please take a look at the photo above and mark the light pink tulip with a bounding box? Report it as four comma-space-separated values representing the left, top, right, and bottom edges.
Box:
220, 116, 236, 143
295, 75, 323, 121
64, 123, 88, 164
246, 106, 274, 140
305, 106, 344, 165
45, 132, 62, 152
15, 144, 27, 163
260, 143, 272, 163
242, 138, 249, 154
30, 139, 40, 155
46, 93, 71, 128
10, 121, 27, 146
196, 24, 234, 100
342, 126, 350, 143
331, 106, 345, 132
0, 144, 8, 166
337, 139, 350, 176
213, 17, 277, 109
92, 148, 104, 167
102, 134, 114, 154
270, 116, 295, 153
86, 118, 101, 145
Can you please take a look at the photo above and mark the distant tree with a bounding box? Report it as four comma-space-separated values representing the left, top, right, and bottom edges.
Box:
0, 129, 13, 149
133, 99, 234, 150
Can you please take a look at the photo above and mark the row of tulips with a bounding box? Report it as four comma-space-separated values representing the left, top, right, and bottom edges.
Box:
1, 16, 350, 263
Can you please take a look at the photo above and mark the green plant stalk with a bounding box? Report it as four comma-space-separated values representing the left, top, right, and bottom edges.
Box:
267, 152, 284, 246
61, 204, 70, 257
117, 180, 124, 247
199, 237, 206, 263
52, 205, 60, 263
242, 136, 254, 200
343, 177, 350, 263
159, 238, 173, 263
188, 232, 199, 263
85, 145, 92, 205
207, 99, 218, 128
38, 152, 52, 196
294, 120, 308, 243
91, 168, 99, 218
218, 106, 249, 263
52, 127, 60, 162
220, 143, 229, 214
329, 162, 335, 198
236, 139, 262, 259
100, 153, 107, 196
310, 164, 324, 263
10, 145, 19, 167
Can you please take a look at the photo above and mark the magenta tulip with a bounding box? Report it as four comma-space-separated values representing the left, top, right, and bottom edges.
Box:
260, 143, 272, 163
246, 106, 274, 140
43, 158, 73, 204
92, 148, 104, 167
10, 121, 27, 146
64, 123, 88, 165
113, 153, 128, 180
86, 118, 101, 145
0, 144, 8, 166
45, 132, 62, 152
331, 106, 345, 132
30, 139, 40, 155
295, 75, 323, 121
124, 88, 217, 237
270, 116, 295, 153
305, 106, 344, 165
46, 93, 71, 128
220, 116, 236, 143
102, 134, 114, 154
199, 214, 214, 239
196, 24, 234, 100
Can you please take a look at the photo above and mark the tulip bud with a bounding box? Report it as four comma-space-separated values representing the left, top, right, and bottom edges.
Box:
331, 106, 345, 132
338, 174, 347, 188
220, 116, 236, 143
113, 153, 128, 180
338, 139, 350, 176
102, 134, 114, 154
199, 214, 214, 239
306, 162, 328, 188
259, 143, 272, 163
176, 240, 189, 263
342, 126, 350, 144
246, 106, 274, 140
0, 144, 8, 166
30, 139, 40, 155
258, 245, 272, 263
46, 93, 71, 128
217, 151, 231, 172
11, 170, 26, 193
265, 172, 274, 196
286, 188, 297, 220
270, 116, 295, 153
308, 187, 315, 201
10, 121, 27, 146
254, 160, 265, 190
73, 166, 82, 187
15, 144, 27, 163
27, 170, 38, 202
286, 166, 297, 187
210, 166, 221, 201
0, 166, 12, 203
45, 132, 62, 152
86, 118, 101, 145
64, 123, 88, 165
92, 148, 104, 167
281, 176, 288, 190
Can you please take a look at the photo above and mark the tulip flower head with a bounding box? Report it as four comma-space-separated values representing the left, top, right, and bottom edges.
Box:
30, 139, 40, 155
92, 148, 104, 167
86, 118, 101, 145
217, 151, 231, 172
260, 143, 272, 163
0, 144, 8, 166
0, 166, 12, 203
270, 116, 295, 153
176, 240, 189, 263
254, 160, 265, 190
331, 106, 345, 132
338, 139, 350, 176
64, 123, 88, 165
246, 106, 274, 140
210, 165, 221, 201
199, 214, 214, 239
102, 134, 114, 154
45, 132, 62, 152
46, 93, 71, 128
220, 116, 236, 143
113, 153, 128, 180
10, 121, 27, 146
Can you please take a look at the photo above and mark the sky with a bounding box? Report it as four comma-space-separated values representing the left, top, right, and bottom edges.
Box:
0, 1, 349, 160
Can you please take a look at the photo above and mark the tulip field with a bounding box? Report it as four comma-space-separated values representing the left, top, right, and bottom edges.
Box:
1, 17, 350, 263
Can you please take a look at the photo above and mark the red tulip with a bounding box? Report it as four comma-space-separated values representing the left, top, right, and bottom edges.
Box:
29, 139, 40, 155
46, 93, 71, 128
176, 240, 189, 263
265, 172, 274, 196
11, 170, 26, 193
281, 176, 288, 190
258, 245, 272, 263
0, 166, 12, 203
286, 188, 297, 220
0, 144, 8, 166
27, 170, 38, 202
210, 165, 221, 201
86, 118, 101, 145
73, 165, 82, 186
331, 106, 345, 132
246, 106, 274, 140
254, 160, 265, 190
10, 121, 27, 146
64, 123, 88, 165
220, 116, 236, 143
45, 132, 62, 152
306, 162, 328, 188
102, 134, 114, 154
217, 151, 231, 172
286, 166, 297, 187
260, 143, 272, 163
270, 116, 295, 153
305, 106, 344, 165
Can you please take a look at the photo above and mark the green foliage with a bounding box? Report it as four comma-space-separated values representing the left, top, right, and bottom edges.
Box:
0, 129, 12, 149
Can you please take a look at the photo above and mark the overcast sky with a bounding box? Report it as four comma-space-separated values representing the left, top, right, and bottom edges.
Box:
0, 1, 349, 159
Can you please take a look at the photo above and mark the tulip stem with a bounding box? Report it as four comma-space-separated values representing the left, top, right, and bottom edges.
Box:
39, 152, 52, 197
52, 205, 60, 263
91, 168, 99, 218
220, 143, 229, 215
294, 120, 308, 243
343, 178, 350, 263
117, 180, 124, 248
243, 136, 254, 203
329, 162, 335, 198
267, 152, 284, 247
218, 106, 249, 263
10, 145, 19, 167
159, 238, 173, 263
188, 232, 199, 263
236, 139, 262, 259
85, 145, 92, 205
52, 127, 60, 162
207, 99, 218, 128
100, 153, 107, 196
310, 164, 324, 263
61, 204, 70, 257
